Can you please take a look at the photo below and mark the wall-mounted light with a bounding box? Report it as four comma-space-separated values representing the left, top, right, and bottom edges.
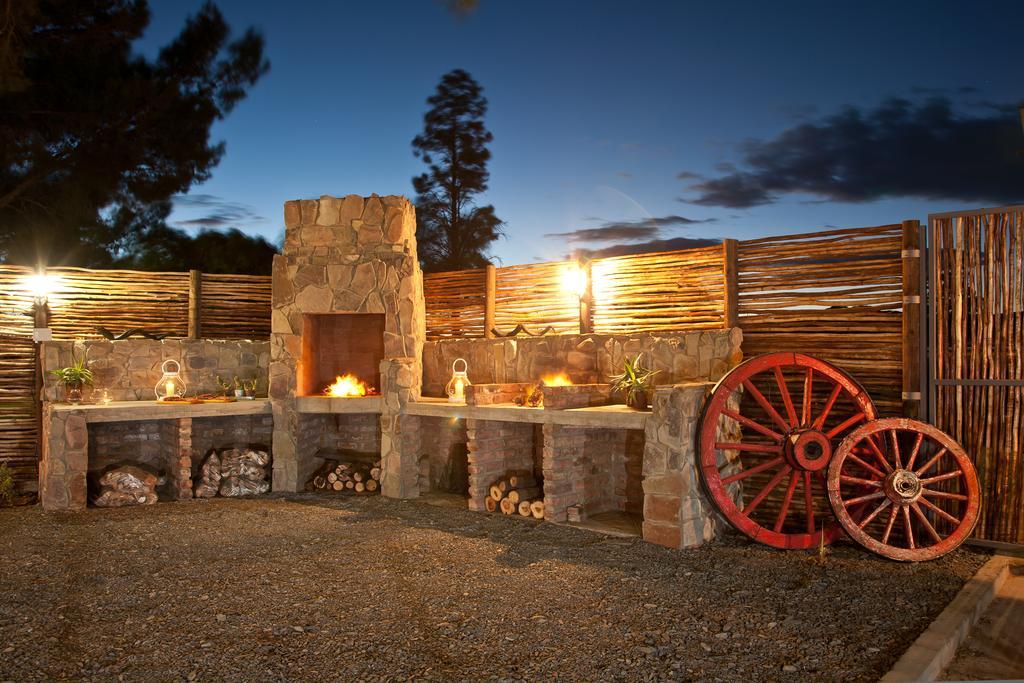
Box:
25, 270, 58, 338
563, 262, 589, 299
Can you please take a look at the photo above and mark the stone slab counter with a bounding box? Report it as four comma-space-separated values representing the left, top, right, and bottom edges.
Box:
41, 339, 270, 402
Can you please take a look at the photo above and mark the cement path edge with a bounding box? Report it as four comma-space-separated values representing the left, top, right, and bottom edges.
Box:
879, 554, 1013, 683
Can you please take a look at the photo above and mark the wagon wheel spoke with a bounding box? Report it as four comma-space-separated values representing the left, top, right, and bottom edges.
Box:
916, 495, 961, 526
721, 457, 784, 485
772, 366, 799, 428
845, 451, 886, 480
741, 379, 791, 434
921, 489, 968, 502
905, 432, 924, 472
890, 429, 903, 469
858, 498, 891, 529
744, 466, 792, 516
901, 505, 915, 550
813, 383, 842, 430
919, 470, 963, 486
864, 434, 895, 474
881, 504, 899, 545
910, 503, 943, 544
914, 448, 948, 476
721, 408, 783, 442
773, 470, 801, 532
826, 412, 868, 440
801, 368, 814, 427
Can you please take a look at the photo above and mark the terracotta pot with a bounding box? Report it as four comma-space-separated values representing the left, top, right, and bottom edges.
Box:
628, 389, 649, 410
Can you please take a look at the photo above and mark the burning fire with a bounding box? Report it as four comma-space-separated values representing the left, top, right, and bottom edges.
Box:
541, 373, 573, 387
324, 374, 369, 397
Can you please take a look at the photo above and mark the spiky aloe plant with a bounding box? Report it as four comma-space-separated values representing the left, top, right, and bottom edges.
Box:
48, 351, 94, 388
608, 353, 659, 406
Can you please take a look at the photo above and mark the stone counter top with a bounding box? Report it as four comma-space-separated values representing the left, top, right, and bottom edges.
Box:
294, 396, 384, 414
47, 398, 272, 423
405, 396, 649, 430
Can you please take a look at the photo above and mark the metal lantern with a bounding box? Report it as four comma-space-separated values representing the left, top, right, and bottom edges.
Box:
155, 359, 187, 401
445, 358, 471, 404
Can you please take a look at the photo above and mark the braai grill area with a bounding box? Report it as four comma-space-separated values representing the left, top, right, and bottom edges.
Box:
38, 193, 744, 550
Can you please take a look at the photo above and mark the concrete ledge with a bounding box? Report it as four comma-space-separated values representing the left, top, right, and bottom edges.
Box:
47, 399, 272, 423
406, 397, 648, 429
880, 555, 1015, 683
294, 396, 384, 414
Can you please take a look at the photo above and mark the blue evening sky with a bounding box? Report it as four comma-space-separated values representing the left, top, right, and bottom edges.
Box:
141, 1, 1024, 265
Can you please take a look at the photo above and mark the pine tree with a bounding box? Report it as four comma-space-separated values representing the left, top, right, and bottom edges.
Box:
412, 69, 503, 272
0, 0, 269, 270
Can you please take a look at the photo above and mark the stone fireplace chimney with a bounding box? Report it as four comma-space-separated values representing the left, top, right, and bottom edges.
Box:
270, 194, 425, 495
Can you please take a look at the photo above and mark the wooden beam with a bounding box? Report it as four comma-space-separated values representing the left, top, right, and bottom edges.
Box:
484, 264, 496, 339
188, 269, 202, 340
722, 239, 738, 328
901, 220, 921, 419
579, 260, 594, 335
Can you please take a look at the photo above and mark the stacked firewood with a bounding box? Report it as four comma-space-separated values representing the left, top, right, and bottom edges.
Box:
487, 471, 544, 519
93, 465, 162, 507
194, 448, 271, 498
306, 459, 382, 494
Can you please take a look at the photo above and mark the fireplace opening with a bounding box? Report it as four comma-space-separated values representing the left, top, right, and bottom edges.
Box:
298, 313, 385, 396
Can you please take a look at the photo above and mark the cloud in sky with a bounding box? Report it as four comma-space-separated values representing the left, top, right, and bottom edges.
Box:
545, 215, 715, 244
573, 236, 720, 259
171, 194, 267, 230
678, 96, 1024, 208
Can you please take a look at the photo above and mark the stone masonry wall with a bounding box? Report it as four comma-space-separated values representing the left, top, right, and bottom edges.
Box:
422, 329, 742, 397
270, 195, 426, 492
41, 339, 270, 402
641, 383, 741, 549
40, 407, 88, 511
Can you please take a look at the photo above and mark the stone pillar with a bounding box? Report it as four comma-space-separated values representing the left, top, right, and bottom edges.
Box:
641, 382, 736, 549
379, 357, 420, 498
39, 405, 88, 511
167, 418, 193, 500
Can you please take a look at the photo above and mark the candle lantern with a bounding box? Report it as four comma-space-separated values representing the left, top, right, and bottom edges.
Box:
445, 358, 471, 404
155, 359, 187, 401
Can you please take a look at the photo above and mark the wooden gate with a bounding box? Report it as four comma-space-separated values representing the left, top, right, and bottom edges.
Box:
928, 207, 1024, 544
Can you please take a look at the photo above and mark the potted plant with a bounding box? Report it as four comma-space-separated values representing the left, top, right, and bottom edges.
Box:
49, 352, 94, 403
215, 375, 232, 398
232, 376, 244, 399
242, 378, 258, 399
609, 353, 659, 410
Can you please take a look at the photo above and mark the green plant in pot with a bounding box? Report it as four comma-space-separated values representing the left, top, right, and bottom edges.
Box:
242, 377, 258, 399
609, 353, 659, 410
49, 352, 94, 403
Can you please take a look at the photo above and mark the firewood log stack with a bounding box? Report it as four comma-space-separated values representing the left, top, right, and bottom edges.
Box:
93, 465, 162, 507
486, 470, 544, 519
193, 448, 271, 498
305, 459, 382, 494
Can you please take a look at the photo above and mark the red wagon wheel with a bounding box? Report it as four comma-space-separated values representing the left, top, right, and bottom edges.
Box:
697, 353, 877, 549
827, 418, 980, 561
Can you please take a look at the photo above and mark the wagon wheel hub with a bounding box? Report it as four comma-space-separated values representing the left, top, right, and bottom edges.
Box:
784, 429, 832, 472
884, 469, 922, 504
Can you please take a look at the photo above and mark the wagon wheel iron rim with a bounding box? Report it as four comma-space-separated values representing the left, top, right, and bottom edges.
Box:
827, 418, 980, 562
697, 352, 878, 550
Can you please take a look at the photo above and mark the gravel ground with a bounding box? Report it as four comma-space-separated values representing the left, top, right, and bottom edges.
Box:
0, 494, 988, 682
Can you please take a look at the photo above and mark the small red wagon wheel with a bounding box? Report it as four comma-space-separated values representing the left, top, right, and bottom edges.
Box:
827, 418, 980, 561
697, 353, 877, 549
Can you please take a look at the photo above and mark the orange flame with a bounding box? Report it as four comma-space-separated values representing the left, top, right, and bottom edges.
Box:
325, 374, 368, 397
541, 373, 573, 387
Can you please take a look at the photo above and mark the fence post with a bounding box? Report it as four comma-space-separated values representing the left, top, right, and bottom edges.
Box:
484, 264, 496, 339
188, 269, 202, 340
579, 260, 594, 334
722, 239, 739, 328
901, 221, 922, 419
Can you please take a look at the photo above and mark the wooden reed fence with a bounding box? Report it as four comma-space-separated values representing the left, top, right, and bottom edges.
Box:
0, 265, 270, 340
0, 334, 38, 488
929, 207, 1023, 544
735, 224, 909, 416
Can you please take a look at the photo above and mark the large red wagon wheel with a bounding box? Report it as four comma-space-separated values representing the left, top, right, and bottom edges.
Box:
827, 418, 980, 561
698, 353, 877, 549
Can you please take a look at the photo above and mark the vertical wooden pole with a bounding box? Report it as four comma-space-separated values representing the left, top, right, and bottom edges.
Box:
484, 264, 496, 339
188, 269, 202, 340
722, 239, 739, 328
901, 220, 922, 419
579, 260, 594, 335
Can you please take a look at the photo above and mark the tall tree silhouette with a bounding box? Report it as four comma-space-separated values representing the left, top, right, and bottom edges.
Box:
0, 0, 269, 270
412, 69, 503, 272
